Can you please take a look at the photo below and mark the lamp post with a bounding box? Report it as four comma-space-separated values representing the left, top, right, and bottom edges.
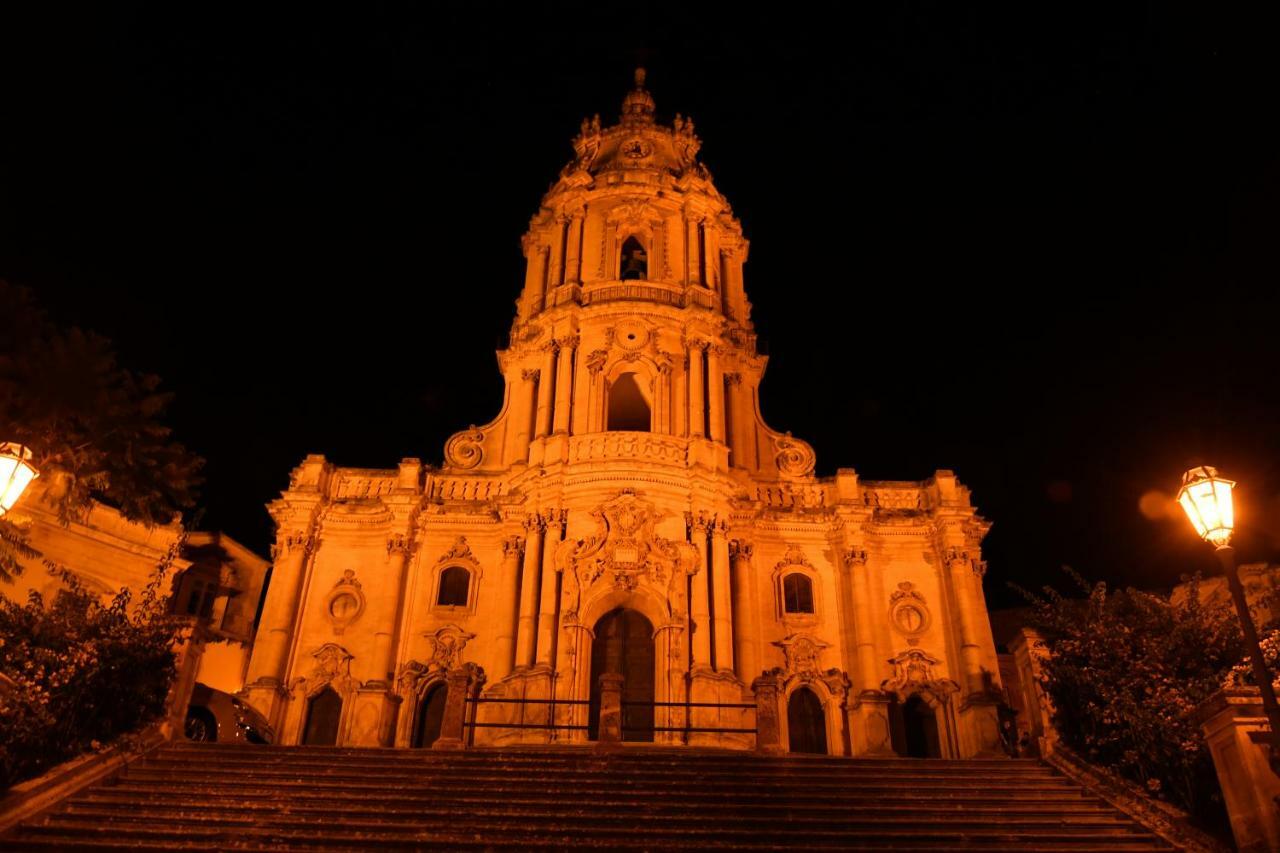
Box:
1177, 465, 1280, 770
0, 442, 39, 517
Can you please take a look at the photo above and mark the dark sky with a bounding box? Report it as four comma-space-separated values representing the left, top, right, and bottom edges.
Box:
2, 5, 1277, 609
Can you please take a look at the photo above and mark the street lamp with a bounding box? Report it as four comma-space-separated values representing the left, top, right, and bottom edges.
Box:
0, 442, 39, 517
1177, 465, 1280, 770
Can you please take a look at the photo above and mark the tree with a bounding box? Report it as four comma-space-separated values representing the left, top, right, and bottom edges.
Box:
1014, 570, 1244, 827
0, 281, 203, 582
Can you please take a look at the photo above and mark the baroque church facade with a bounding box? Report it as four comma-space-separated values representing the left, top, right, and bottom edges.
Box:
242, 71, 1005, 758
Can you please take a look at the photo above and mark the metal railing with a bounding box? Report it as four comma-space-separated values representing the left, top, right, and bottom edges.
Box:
461, 696, 591, 743
621, 700, 758, 736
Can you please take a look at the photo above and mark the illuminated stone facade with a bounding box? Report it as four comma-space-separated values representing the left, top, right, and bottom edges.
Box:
243, 72, 1004, 756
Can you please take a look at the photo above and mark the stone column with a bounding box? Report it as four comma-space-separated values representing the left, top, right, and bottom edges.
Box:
706, 346, 725, 443
844, 549, 881, 692
586, 351, 607, 433
1198, 688, 1280, 853
564, 213, 583, 284
673, 355, 688, 437
493, 536, 524, 680
547, 217, 566, 291
688, 342, 705, 438
535, 344, 556, 438
433, 664, 485, 751
688, 517, 712, 667
946, 549, 986, 694
709, 520, 734, 673
752, 670, 783, 755
536, 511, 564, 667
372, 536, 411, 686
246, 531, 312, 688
523, 242, 547, 315
552, 336, 576, 434
724, 373, 743, 463
570, 347, 592, 435
730, 541, 758, 683
654, 358, 672, 434
508, 369, 539, 462
515, 515, 545, 669
685, 217, 701, 285
596, 672, 624, 750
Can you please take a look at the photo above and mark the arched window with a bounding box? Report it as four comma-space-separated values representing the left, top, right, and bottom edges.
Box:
437, 566, 470, 607
606, 372, 651, 432
783, 573, 814, 614
620, 236, 647, 280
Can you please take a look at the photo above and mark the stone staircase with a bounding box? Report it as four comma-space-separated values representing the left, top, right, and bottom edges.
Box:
5, 743, 1177, 851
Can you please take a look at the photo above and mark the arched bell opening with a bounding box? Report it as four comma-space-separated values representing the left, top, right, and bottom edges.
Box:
889, 694, 942, 758
619, 235, 648, 280
302, 686, 343, 746
411, 682, 447, 748
606, 372, 652, 432
587, 608, 655, 742
786, 686, 828, 755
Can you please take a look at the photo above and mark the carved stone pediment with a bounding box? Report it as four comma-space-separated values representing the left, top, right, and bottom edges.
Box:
557, 490, 700, 623
424, 624, 476, 671
882, 648, 959, 705
774, 633, 828, 676
290, 642, 355, 696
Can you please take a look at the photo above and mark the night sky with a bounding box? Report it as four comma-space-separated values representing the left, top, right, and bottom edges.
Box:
3, 6, 1277, 609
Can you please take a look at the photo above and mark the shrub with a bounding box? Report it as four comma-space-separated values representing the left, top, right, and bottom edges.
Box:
0, 550, 181, 790
1014, 570, 1244, 827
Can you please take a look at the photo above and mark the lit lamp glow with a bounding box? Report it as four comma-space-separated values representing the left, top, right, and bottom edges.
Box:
1176, 465, 1235, 547
1177, 464, 1280, 775
0, 442, 39, 517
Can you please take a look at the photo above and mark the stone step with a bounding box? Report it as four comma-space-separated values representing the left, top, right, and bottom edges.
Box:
110, 773, 1096, 802
76, 786, 1123, 816
123, 762, 1082, 789
137, 755, 1064, 781
14, 819, 1177, 851
57, 802, 1141, 831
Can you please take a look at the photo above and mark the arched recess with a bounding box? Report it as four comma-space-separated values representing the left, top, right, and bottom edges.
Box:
285, 643, 356, 746
881, 649, 961, 758
606, 372, 651, 431
787, 687, 827, 754
412, 682, 448, 748
302, 686, 343, 746
394, 662, 449, 748
778, 674, 850, 757
619, 235, 648, 280
888, 694, 942, 758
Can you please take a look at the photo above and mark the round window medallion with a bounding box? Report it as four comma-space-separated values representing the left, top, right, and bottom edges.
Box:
614, 320, 649, 351
329, 593, 359, 620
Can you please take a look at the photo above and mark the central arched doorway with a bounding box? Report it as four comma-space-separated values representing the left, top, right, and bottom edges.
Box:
588, 608, 655, 742
787, 687, 828, 754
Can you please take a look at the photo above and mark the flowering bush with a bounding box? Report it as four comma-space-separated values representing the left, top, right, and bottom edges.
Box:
1015, 570, 1245, 825
0, 555, 180, 790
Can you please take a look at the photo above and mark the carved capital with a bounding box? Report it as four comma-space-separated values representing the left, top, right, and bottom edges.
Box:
843, 548, 868, 569
277, 531, 314, 560
542, 339, 561, 355
387, 533, 412, 557
586, 349, 609, 375
524, 513, 548, 534
558, 334, 580, 351
501, 535, 524, 561
522, 368, 541, 382
729, 540, 754, 562
724, 371, 743, 387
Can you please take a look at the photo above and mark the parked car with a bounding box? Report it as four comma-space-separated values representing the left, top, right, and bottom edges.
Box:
185, 683, 275, 744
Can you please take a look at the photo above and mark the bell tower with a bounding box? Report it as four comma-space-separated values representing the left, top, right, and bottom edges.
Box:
445, 67, 806, 480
